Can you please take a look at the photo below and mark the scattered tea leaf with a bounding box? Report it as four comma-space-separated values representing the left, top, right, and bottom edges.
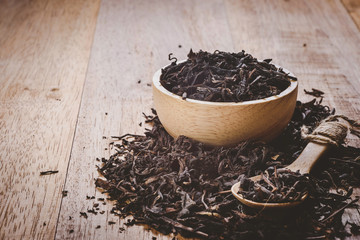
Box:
304, 88, 324, 98
40, 170, 58, 175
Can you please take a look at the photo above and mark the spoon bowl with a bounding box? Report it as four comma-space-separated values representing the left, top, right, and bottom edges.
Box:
231, 176, 308, 209
231, 142, 329, 209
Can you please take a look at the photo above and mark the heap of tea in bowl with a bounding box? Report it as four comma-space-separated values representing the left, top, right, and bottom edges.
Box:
160, 49, 297, 102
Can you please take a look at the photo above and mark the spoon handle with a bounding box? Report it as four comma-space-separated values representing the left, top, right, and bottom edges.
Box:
286, 142, 329, 174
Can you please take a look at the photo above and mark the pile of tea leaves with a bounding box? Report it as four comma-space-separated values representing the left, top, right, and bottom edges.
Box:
95, 99, 360, 240
160, 49, 296, 102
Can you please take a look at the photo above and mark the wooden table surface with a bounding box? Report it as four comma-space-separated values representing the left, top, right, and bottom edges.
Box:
1, 0, 359, 239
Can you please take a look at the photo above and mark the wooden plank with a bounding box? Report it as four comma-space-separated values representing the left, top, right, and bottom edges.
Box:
0, 1, 100, 239
342, 0, 360, 30
54, 0, 233, 239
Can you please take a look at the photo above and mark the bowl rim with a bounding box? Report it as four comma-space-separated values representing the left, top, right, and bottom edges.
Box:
153, 60, 298, 106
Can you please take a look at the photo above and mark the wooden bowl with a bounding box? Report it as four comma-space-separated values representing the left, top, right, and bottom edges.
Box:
152, 64, 298, 146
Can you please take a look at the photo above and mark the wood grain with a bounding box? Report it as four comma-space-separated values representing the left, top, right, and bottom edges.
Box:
55, 0, 233, 239
0, 0, 100, 239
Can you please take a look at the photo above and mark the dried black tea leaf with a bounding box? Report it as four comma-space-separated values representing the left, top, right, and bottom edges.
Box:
62, 190, 68, 197
87, 208, 98, 215
349, 222, 360, 235
304, 88, 325, 98
40, 170, 58, 175
160, 49, 296, 102
80, 212, 88, 219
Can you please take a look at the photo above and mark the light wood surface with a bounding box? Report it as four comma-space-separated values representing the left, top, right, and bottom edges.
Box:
0, 0, 359, 239
0, 0, 100, 239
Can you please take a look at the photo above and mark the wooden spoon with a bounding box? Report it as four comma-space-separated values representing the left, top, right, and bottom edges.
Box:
231, 141, 329, 209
